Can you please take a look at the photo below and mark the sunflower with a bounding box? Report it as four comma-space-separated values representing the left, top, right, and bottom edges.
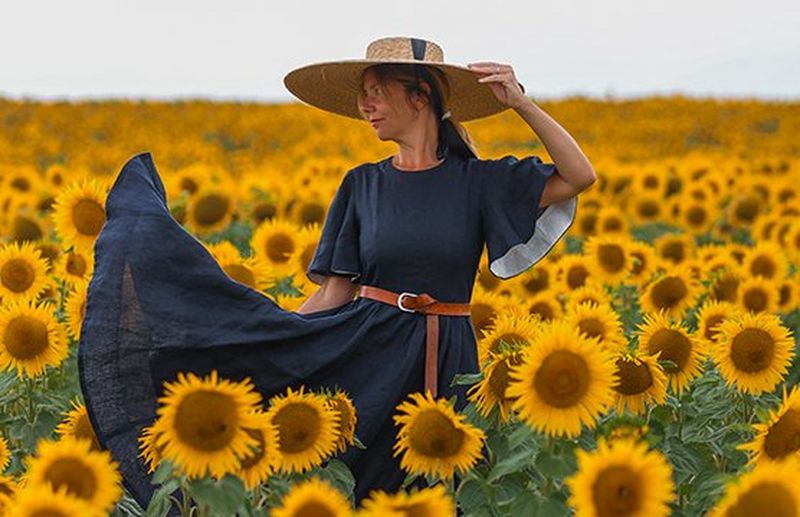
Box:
564, 301, 627, 352
475, 251, 503, 292
150, 370, 265, 479
0, 434, 9, 472
55, 399, 102, 452
50, 178, 107, 252
653, 232, 696, 267
477, 311, 540, 365
736, 275, 781, 314
288, 223, 323, 281
612, 351, 668, 415
635, 310, 706, 395
234, 411, 274, 490
712, 311, 795, 395
137, 422, 164, 474
708, 459, 800, 517
777, 278, 799, 314
583, 235, 633, 286
33, 241, 61, 273
595, 205, 630, 236
0, 241, 52, 304
630, 190, 667, 223
358, 484, 455, 516
286, 187, 329, 227
203, 241, 275, 292
639, 263, 703, 320
727, 192, 764, 228
695, 299, 744, 350
272, 477, 352, 517
24, 436, 122, 513
0, 300, 68, 379
512, 261, 558, 298
468, 286, 515, 339
5, 209, 47, 244
507, 319, 617, 437
53, 247, 94, 288
740, 385, 800, 465
64, 278, 89, 342
565, 282, 614, 313
185, 185, 237, 236
741, 240, 790, 281
677, 196, 715, 235
565, 438, 675, 517
393, 391, 485, 480
557, 254, 598, 291
265, 386, 339, 474
5, 484, 103, 517
0, 474, 17, 512
518, 288, 564, 323
326, 389, 358, 454
708, 267, 741, 304
273, 292, 309, 313
250, 218, 303, 278
468, 350, 524, 422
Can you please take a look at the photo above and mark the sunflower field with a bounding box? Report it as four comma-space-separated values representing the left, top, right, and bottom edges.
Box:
0, 96, 799, 516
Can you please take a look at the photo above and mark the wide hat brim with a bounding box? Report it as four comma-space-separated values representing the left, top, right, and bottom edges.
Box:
283, 59, 512, 122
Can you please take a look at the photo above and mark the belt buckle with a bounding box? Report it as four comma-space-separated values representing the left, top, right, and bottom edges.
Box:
397, 292, 418, 313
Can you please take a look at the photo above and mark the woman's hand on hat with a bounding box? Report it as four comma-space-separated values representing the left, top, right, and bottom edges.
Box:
467, 62, 529, 110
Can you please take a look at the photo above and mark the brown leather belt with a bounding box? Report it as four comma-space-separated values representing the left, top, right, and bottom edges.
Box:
358, 285, 472, 398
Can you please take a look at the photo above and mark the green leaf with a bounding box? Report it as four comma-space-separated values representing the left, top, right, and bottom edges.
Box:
456, 478, 489, 511
451, 372, 483, 387
188, 475, 246, 514
317, 459, 356, 497
535, 451, 573, 479
487, 447, 534, 483
145, 478, 180, 517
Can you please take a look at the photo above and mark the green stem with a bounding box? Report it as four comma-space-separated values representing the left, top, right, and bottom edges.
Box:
179, 478, 193, 517
24, 375, 35, 424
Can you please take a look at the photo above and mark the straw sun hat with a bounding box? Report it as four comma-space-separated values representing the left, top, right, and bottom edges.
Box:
283, 36, 523, 122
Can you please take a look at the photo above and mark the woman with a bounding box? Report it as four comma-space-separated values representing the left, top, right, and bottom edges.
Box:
78, 36, 593, 509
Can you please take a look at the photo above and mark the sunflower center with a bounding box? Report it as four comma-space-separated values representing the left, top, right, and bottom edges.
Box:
591, 465, 642, 516
66, 253, 87, 277
713, 275, 740, 303
12, 215, 44, 242
470, 304, 495, 336
598, 244, 626, 273
763, 409, 800, 460
1, 258, 35, 293
528, 302, 554, 322
223, 264, 256, 288
300, 202, 326, 226
478, 268, 500, 291
726, 481, 797, 517
662, 241, 685, 263
330, 398, 355, 441
72, 199, 105, 236
647, 329, 691, 373
687, 206, 707, 226
630, 252, 645, 275
730, 328, 774, 373
44, 457, 97, 501
238, 428, 266, 469
534, 350, 590, 408
650, 277, 688, 310
743, 287, 769, 312
704, 314, 726, 342
194, 194, 229, 226
253, 202, 277, 224
408, 409, 465, 458
523, 271, 549, 294
614, 358, 654, 395
578, 317, 605, 342
3, 315, 49, 360
180, 177, 198, 194
750, 256, 776, 279
273, 403, 321, 454
174, 391, 238, 451
487, 360, 512, 401
567, 265, 590, 289
265, 234, 295, 263
294, 501, 336, 517
735, 197, 760, 222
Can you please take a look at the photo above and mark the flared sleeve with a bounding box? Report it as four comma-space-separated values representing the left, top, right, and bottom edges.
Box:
480, 155, 577, 279
306, 169, 362, 285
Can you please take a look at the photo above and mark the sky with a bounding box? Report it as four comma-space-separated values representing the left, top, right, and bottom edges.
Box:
1, 0, 798, 103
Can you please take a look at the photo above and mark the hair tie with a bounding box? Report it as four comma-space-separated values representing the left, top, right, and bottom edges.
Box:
440, 111, 452, 121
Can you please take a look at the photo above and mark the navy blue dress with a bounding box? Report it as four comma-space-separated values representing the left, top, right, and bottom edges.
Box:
78, 150, 576, 509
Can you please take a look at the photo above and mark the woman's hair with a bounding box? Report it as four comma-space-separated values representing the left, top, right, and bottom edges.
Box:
359, 63, 479, 161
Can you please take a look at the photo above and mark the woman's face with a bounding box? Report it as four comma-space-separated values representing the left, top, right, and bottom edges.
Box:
357, 68, 423, 142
